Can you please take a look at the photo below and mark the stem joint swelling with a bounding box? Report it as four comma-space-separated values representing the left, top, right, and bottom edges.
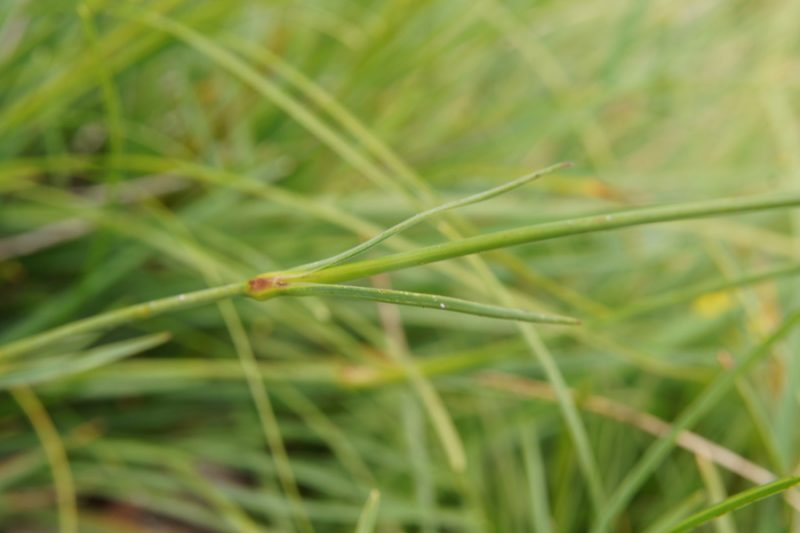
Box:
246, 273, 289, 299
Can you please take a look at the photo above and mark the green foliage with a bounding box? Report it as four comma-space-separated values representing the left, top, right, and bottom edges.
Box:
666, 477, 800, 533
2, 0, 800, 531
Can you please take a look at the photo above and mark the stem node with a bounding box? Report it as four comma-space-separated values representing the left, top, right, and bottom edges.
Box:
247, 274, 288, 299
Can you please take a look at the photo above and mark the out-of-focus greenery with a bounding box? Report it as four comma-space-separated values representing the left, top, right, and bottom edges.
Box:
2, 0, 800, 531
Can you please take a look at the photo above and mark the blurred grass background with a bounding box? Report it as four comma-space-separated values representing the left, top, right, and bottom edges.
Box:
2, 0, 800, 531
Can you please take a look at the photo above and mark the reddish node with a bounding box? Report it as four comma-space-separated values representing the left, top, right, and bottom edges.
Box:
248, 277, 272, 292
248, 276, 288, 293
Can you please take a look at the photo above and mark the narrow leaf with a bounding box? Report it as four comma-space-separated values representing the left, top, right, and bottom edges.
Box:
296, 162, 571, 272
277, 283, 580, 325
0, 283, 243, 360
355, 489, 381, 533
292, 192, 800, 285
665, 477, 800, 533
612, 263, 800, 320
0, 333, 170, 389
594, 311, 800, 531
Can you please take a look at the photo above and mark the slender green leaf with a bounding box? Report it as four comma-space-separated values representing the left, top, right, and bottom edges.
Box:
642, 492, 706, 533
289, 192, 800, 286
10, 387, 77, 533
611, 263, 800, 320
0, 284, 243, 360
593, 311, 800, 532
355, 489, 381, 533
665, 477, 800, 533
272, 283, 580, 325
0, 332, 170, 388
295, 162, 571, 273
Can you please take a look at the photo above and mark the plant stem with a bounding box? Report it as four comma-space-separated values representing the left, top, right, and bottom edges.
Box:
0, 282, 246, 360
277, 192, 800, 286
6, 192, 800, 360
665, 476, 800, 533
11, 387, 77, 533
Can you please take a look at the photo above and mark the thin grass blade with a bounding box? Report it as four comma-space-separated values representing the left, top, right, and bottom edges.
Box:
273, 283, 580, 325
355, 489, 381, 533
665, 477, 800, 533
295, 161, 572, 273
0, 332, 170, 389
593, 311, 800, 532
11, 387, 77, 533
611, 263, 800, 320
292, 192, 800, 285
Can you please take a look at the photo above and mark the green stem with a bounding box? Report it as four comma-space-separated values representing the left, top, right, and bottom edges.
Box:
0, 282, 246, 360
665, 476, 800, 533
282, 192, 800, 286
6, 192, 800, 360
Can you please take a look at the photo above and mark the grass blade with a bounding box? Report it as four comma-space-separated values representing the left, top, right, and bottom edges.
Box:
295, 162, 572, 273
521, 425, 554, 533
128, 7, 407, 197
610, 263, 800, 320
355, 489, 381, 533
11, 387, 77, 533
0, 284, 243, 360
270, 283, 580, 325
289, 192, 800, 285
0, 333, 170, 389
694, 457, 736, 533
665, 477, 800, 533
593, 311, 800, 532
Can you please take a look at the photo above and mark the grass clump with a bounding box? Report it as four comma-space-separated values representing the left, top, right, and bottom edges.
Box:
3, 1, 800, 531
